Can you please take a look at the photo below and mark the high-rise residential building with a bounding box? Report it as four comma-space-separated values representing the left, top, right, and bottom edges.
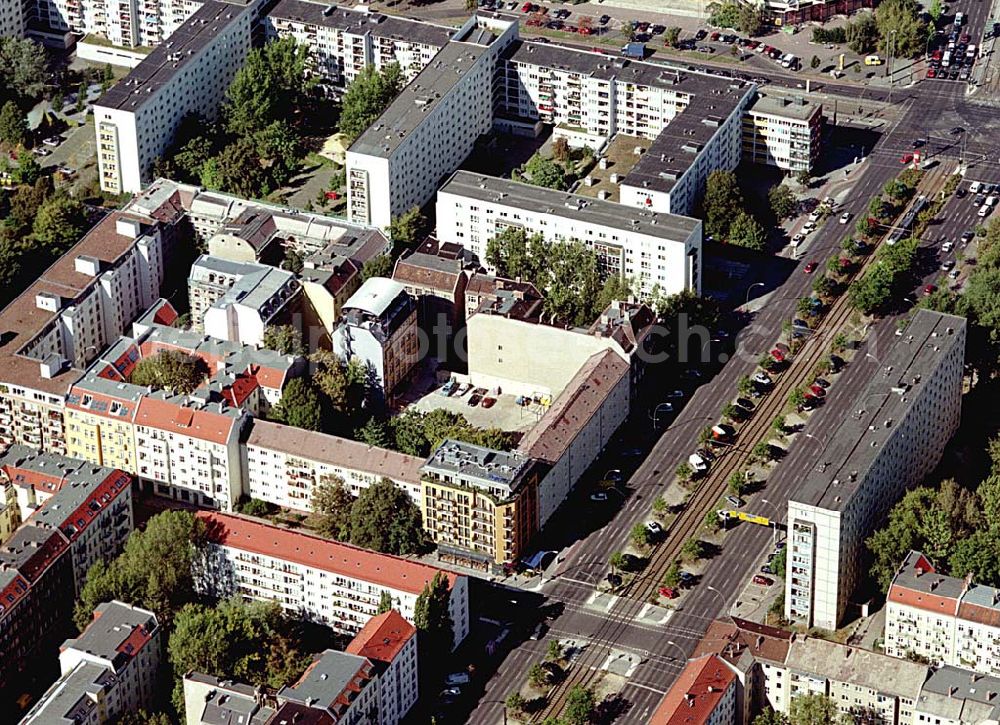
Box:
743, 94, 823, 172
343, 610, 419, 724
94, 0, 254, 193
420, 440, 540, 573
23, 601, 161, 724
331, 278, 419, 401
244, 419, 424, 509
885, 550, 1000, 678
346, 15, 518, 229
437, 170, 702, 298
193, 511, 470, 648
0, 0, 25, 37
786, 310, 966, 630
265, 0, 453, 93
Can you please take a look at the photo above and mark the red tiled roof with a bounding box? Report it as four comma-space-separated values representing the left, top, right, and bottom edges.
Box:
649, 655, 736, 725
152, 302, 179, 327
222, 370, 260, 408
50, 471, 132, 543
887, 583, 961, 615
198, 512, 459, 595
135, 397, 238, 445
250, 364, 288, 390
2, 467, 69, 495
345, 610, 416, 664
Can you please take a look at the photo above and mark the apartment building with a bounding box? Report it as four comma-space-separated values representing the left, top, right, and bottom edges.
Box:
344, 610, 419, 724
463, 273, 542, 321
420, 440, 540, 573
0, 0, 25, 37
346, 15, 518, 229
650, 655, 738, 725
499, 41, 755, 216
331, 277, 419, 400
392, 237, 475, 344
465, 290, 658, 399
0, 525, 75, 694
189, 256, 300, 346
193, 511, 470, 648
94, 0, 254, 193
518, 349, 630, 525
265, 0, 453, 93
0, 211, 168, 456
912, 665, 1000, 725
23, 601, 161, 724
785, 310, 966, 630
743, 94, 823, 172
244, 419, 423, 509
436, 171, 702, 298
1, 445, 134, 594
885, 550, 1000, 678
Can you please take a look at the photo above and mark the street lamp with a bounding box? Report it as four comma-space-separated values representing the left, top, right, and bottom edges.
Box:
745, 281, 766, 305
651, 402, 675, 430
664, 639, 688, 663
706, 585, 730, 618
759, 498, 782, 547
700, 338, 722, 364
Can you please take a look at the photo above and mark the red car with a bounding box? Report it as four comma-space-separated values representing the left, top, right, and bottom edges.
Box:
481, 397, 497, 408
521, 1, 531, 10
932, 49, 942, 60
804, 261, 818, 274
770, 348, 786, 363
927, 68, 937, 78
659, 586, 678, 599
924, 283, 938, 296
753, 575, 773, 586
901, 153, 914, 164
710, 31, 720, 41
810, 384, 826, 398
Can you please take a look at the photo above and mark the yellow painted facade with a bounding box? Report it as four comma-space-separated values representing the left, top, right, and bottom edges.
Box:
65, 409, 137, 473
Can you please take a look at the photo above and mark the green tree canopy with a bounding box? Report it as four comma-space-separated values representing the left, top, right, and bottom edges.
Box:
703, 170, 745, 239
789, 693, 844, 725
262, 324, 305, 356
75, 510, 205, 629
224, 37, 311, 137
414, 570, 454, 652
564, 685, 597, 725
349, 477, 426, 554
311, 474, 353, 540
0, 37, 48, 107
11, 149, 41, 185
339, 63, 404, 142
875, 0, 927, 58
361, 254, 394, 281
0, 100, 27, 147
131, 350, 208, 394
728, 210, 766, 250
845, 12, 879, 54
32, 193, 86, 252
768, 184, 797, 220
522, 153, 567, 190
389, 206, 428, 250
271, 377, 323, 431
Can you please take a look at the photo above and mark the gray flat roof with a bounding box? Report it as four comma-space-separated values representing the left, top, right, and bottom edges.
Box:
917, 665, 1000, 721
440, 170, 700, 242
785, 637, 928, 700
748, 93, 822, 121
269, 0, 455, 47
891, 550, 967, 600
423, 439, 532, 491
97, 1, 250, 112
21, 661, 114, 724
791, 310, 966, 513
280, 650, 371, 710
349, 40, 490, 158
63, 601, 157, 663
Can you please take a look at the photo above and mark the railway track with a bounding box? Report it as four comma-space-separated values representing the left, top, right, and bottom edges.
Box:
528, 165, 953, 723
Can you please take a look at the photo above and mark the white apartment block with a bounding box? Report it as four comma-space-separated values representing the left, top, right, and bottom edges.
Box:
786, 311, 966, 630
346, 15, 518, 230
0, 211, 167, 456
436, 170, 702, 297
0, 0, 25, 37
344, 609, 419, 724
886, 551, 1000, 679
23, 601, 160, 725
244, 419, 423, 509
193, 511, 470, 649
134, 394, 247, 510
94, 0, 253, 194
743, 94, 823, 172
499, 42, 756, 216
266, 0, 452, 93
33, 0, 201, 47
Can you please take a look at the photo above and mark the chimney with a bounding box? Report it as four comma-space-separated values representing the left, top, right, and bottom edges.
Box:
950, 686, 958, 696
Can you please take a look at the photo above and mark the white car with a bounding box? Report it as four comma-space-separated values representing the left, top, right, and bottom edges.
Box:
666, 389, 685, 398
42, 136, 61, 147
808, 211, 821, 223
752, 371, 773, 386
970, 181, 982, 194
790, 233, 805, 247
646, 521, 663, 535
802, 221, 816, 233
949, 268, 960, 279
942, 241, 954, 253
688, 453, 708, 472
839, 212, 851, 224
446, 673, 471, 686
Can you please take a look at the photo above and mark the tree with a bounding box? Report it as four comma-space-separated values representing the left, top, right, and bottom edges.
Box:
653, 495, 669, 517
768, 184, 797, 221
929, 0, 943, 22
796, 169, 813, 187
522, 153, 566, 190
753, 711, 790, 725
311, 350, 370, 431
311, 475, 354, 540
51, 90, 64, 112
564, 685, 596, 725
681, 538, 705, 562
168, 597, 309, 712
663, 560, 682, 588
949, 531, 1000, 585
270, 377, 323, 431
377, 590, 393, 614
771, 546, 787, 578
11, 149, 40, 185
547, 639, 563, 661
703, 170, 744, 240
609, 551, 627, 573
263, 325, 305, 355
32, 193, 86, 251
675, 462, 694, 482
349, 477, 426, 555
0, 101, 26, 147
339, 63, 404, 142
506, 692, 527, 713
811, 54, 821, 69
737, 2, 765, 36
0, 37, 47, 107
703, 509, 721, 532
75, 82, 87, 113
414, 570, 454, 652
75, 510, 205, 629
237, 498, 272, 517
118, 712, 173, 725
551, 136, 570, 163
529, 662, 548, 687
789, 693, 842, 725
225, 37, 311, 137
752, 441, 773, 462
389, 206, 427, 250
361, 254, 394, 281
630, 522, 652, 550
131, 350, 207, 394
727, 471, 745, 497
876, 0, 927, 59
665, 26, 681, 47
728, 211, 766, 251
357, 417, 392, 448
846, 12, 879, 55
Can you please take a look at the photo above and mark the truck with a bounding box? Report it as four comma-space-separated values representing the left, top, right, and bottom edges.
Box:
943, 50, 952, 68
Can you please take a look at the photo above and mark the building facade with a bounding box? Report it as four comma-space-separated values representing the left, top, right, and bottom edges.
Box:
344, 609, 419, 724
244, 419, 423, 509
436, 171, 702, 298
23, 601, 161, 724
743, 94, 823, 172
786, 311, 966, 630
193, 511, 470, 648
650, 655, 738, 725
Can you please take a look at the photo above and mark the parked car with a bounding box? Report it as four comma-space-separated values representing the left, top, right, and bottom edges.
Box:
446, 673, 471, 686
761, 564, 773, 574
753, 575, 774, 586
839, 212, 851, 224
42, 136, 61, 147
441, 687, 462, 699
440, 380, 457, 396
752, 371, 773, 386
726, 495, 744, 508
924, 283, 938, 296
590, 492, 609, 502
646, 521, 663, 535
529, 623, 547, 640
481, 396, 497, 408
468, 393, 483, 406
599, 14, 610, 24
689, 453, 708, 472
659, 586, 678, 599
667, 389, 685, 398
804, 261, 818, 274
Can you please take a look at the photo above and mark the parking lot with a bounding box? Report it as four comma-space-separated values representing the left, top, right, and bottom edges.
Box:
408, 381, 544, 433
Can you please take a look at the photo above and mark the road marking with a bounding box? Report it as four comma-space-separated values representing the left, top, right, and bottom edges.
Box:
625, 680, 669, 695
